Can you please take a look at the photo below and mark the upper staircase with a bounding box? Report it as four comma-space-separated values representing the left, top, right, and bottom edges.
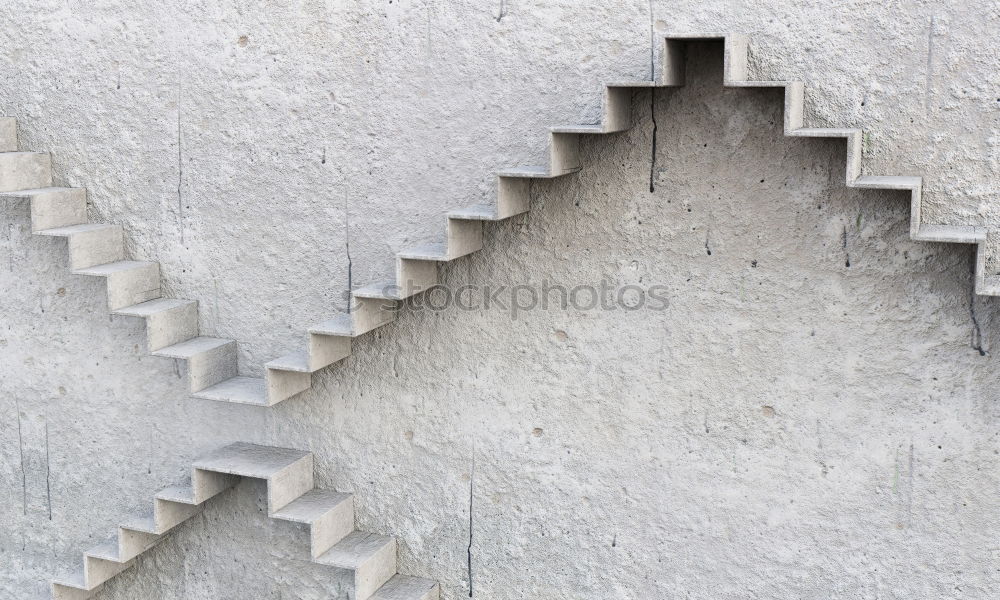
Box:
2, 34, 992, 409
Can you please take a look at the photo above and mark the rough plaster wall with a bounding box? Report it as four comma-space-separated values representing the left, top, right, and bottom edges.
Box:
0, 2, 998, 599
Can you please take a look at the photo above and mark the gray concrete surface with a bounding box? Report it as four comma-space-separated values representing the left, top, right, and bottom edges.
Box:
2, 2, 1000, 599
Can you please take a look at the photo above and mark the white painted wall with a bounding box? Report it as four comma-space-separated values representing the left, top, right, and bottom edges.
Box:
2, 2, 999, 598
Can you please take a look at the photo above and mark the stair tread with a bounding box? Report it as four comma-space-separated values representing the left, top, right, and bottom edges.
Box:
84, 538, 120, 562
193, 376, 268, 405
353, 281, 400, 300
74, 260, 156, 276
273, 489, 352, 524
315, 530, 395, 569
852, 175, 922, 189
498, 166, 554, 178
51, 570, 89, 590
550, 124, 606, 134
36, 223, 116, 236
606, 79, 661, 88
915, 223, 987, 242
372, 575, 439, 600
0, 150, 47, 158
265, 350, 311, 373
153, 336, 232, 358
789, 127, 861, 137
114, 297, 197, 317
194, 442, 311, 478
309, 315, 353, 337
120, 515, 157, 534
156, 485, 197, 504
447, 204, 498, 221
398, 243, 448, 261
0, 185, 80, 196
726, 79, 798, 88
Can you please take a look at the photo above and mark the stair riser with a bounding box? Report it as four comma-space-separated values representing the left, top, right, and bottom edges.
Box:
118, 528, 161, 562
266, 455, 315, 513
64, 227, 125, 270
445, 218, 483, 259
30, 189, 88, 231
354, 539, 398, 600
144, 303, 199, 352
310, 498, 355, 559
603, 86, 633, 132
266, 369, 311, 405
496, 176, 530, 218
183, 341, 238, 393
153, 498, 201, 532
84, 556, 131, 590
99, 264, 161, 311
0, 153, 51, 192
192, 471, 240, 503
307, 334, 351, 371
396, 258, 437, 297
548, 132, 581, 174
51, 583, 98, 600
0, 117, 15, 152
351, 297, 396, 336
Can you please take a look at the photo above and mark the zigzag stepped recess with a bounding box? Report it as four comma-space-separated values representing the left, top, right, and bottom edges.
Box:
1, 34, 991, 409
49, 443, 439, 600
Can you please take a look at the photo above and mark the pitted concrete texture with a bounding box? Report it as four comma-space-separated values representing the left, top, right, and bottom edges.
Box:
2, 5, 999, 600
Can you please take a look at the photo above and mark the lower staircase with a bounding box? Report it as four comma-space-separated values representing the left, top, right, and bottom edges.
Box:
50, 443, 439, 600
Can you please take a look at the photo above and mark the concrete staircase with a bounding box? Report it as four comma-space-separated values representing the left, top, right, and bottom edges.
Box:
1, 33, 992, 409
50, 443, 439, 600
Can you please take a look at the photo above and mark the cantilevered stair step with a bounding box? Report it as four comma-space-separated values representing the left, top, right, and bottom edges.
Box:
193, 376, 268, 405
37, 223, 124, 270
372, 575, 440, 600
498, 165, 579, 179
397, 243, 449, 262
550, 124, 609, 135
914, 224, 987, 244
84, 539, 120, 563
0, 151, 51, 192
850, 175, 922, 190
316, 530, 398, 600
153, 336, 237, 392
266, 351, 312, 373
354, 281, 407, 301
194, 442, 312, 479
0, 186, 88, 231
273, 489, 354, 558
267, 349, 342, 376
310, 314, 353, 337
447, 204, 500, 221
114, 298, 199, 351
787, 127, 862, 138
51, 571, 99, 600
74, 260, 161, 311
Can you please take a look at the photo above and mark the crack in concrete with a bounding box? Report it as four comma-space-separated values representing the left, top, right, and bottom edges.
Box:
495, 0, 506, 22
924, 16, 938, 113
345, 194, 353, 312
649, 90, 658, 193
467, 446, 475, 597
16, 399, 25, 516
647, 0, 657, 193
44, 420, 51, 520
177, 81, 185, 246
843, 225, 851, 268
969, 267, 987, 356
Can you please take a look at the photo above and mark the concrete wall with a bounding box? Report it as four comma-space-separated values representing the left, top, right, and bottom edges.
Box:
2, 2, 999, 598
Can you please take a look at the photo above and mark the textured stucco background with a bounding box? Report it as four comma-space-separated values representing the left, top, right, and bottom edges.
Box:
2, 1, 999, 599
